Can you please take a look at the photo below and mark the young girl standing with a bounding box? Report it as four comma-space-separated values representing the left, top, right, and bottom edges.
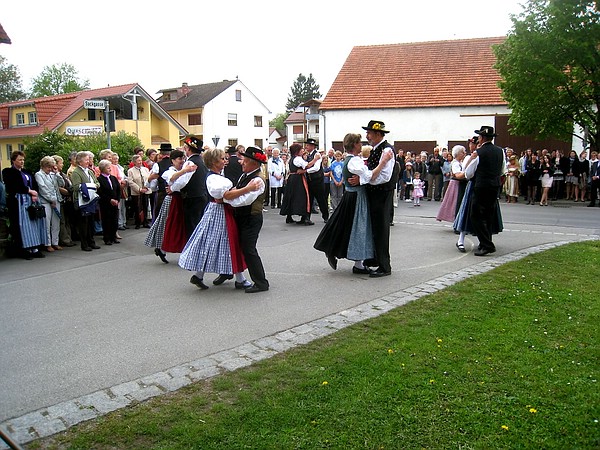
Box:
412, 172, 424, 206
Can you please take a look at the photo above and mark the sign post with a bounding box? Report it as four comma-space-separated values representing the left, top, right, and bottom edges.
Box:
212, 136, 220, 148
83, 99, 111, 149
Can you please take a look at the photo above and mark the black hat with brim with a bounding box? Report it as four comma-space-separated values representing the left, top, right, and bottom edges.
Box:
240, 146, 268, 164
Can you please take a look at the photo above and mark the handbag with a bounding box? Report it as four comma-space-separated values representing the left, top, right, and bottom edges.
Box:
27, 202, 46, 220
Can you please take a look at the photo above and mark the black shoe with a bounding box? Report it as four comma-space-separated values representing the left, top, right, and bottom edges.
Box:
154, 248, 168, 263
369, 268, 391, 278
31, 251, 45, 258
352, 267, 371, 274
297, 220, 314, 226
327, 254, 337, 270
135, 225, 141, 229
456, 242, 466, 253
111, 240, 120, 244
286, 217, 296, 224
104, 241, 113, 246
474, 248, 495, 256
588, 203, 595, 207
90, 245, 101, 250
213, 274, 233, 285
235, 280, 252, 290
82, 247, 93, 252
362, 258, 377, 268
21, 251, 34, 260
245, 284, 269, 293
190, 275, 208, 290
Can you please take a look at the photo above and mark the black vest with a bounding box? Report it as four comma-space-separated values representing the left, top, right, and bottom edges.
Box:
235, 170, 265, 216
474, 141, 504, 188
180, 153, 209, 199
157, 157, 171, 193
366, 140, 396, 191
305, 150, 323, 182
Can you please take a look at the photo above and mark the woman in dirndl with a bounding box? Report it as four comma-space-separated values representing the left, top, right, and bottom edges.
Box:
178, 148, 251, 290
314, 133, 392, 274
436, 145, 469, 223
280, 143, 316, 225
1, 150, 47, 259
144, 149, 196, 263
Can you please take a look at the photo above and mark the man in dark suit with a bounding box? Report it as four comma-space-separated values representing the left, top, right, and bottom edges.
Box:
588, 158, 600, 207
148, 143, 172, 218
469, 126, 505, 256
305, 138, 329, 223
180, 136, 209, 239
224, 144, 244, 185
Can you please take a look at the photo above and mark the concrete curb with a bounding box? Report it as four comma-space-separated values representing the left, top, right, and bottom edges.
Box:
1, 238, 596, 447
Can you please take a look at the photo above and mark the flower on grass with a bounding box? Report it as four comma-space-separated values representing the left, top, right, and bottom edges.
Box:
501, 425, 509, 431
529, 407, 537, 414
429, 379, 435, 384
321, 381, 328, 386
388, 348, 394, 354
436, 338, 443, 344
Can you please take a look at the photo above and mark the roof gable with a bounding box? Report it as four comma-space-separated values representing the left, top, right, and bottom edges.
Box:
320, 37, 506, 111
0, 22, 10, 44
157, 80, 238, 111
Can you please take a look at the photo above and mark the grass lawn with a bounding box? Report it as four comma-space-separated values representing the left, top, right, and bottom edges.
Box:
31, 241, 600, 449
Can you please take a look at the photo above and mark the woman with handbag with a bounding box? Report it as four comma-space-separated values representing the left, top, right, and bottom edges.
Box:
1, 151, 47, 259
35, 156, 63, 252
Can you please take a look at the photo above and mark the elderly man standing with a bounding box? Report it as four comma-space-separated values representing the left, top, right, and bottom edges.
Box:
470, 126, 505, 256
360, 120, 396, 277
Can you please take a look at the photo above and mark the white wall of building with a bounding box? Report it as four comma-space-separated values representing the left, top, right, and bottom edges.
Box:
202, 81, 270, 149
320, 106, 512, 150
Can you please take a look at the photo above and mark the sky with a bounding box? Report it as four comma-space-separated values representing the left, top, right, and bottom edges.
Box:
2, 0, 525, 115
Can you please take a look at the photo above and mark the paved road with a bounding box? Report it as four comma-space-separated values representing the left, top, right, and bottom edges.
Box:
1, 199, 598, 425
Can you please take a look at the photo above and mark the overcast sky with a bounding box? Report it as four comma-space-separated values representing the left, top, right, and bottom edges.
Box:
2, 0, 525, 114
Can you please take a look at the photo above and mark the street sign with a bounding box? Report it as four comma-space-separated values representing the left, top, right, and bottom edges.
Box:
212, 137, 220, 147
83, 99, 106, 110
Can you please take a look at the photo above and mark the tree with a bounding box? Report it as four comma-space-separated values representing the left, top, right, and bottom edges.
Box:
494, 0, 600, 151
269, 112, 287, 131
0, 55, 26, 103
285, 73, 321, 113
30, 63, 90, 98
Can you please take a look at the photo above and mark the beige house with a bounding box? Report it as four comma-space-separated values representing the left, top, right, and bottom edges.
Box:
0, 83, 187, 166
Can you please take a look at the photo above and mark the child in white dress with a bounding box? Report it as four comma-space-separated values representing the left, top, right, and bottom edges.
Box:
412, 172, 424, 206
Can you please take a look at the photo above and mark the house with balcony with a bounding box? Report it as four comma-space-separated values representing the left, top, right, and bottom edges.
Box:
319, 37, 572, 154
0, 83, 187, 167
284, 99, 322, 147
157, 79, 271, 150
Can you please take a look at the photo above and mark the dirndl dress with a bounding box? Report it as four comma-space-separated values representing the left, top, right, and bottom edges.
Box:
179, 174, 246, 275
17, 194, 47, 248
161, 192, 186, 253
144, 195, 171, 249
436, 179, 459, 222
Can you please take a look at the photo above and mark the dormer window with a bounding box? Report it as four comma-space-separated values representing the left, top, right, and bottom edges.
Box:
16, 113, 25, 126
28, 112, 37, 125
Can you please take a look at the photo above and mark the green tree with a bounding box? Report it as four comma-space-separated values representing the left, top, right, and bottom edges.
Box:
285, 73, 321, 113
269, 112, 287, 131
494, 0, 600, 151
22, 130, 143, 172
30, 63, 90, 98
0, 55, 26, 103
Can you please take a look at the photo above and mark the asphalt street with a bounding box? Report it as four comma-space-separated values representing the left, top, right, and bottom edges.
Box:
1, 198, 598, 424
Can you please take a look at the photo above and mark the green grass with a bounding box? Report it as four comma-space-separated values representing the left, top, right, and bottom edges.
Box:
31, 241, 600, 449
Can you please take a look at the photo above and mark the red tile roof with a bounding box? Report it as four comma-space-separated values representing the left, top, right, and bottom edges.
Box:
0, 22, 11, 44
320, 37, 506, 111
0, 84, 138, 138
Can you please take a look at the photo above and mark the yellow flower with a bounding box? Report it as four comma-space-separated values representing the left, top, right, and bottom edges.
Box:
437, 338, 443, 344
388, 349, 394, 354
529, 408, 537, 414
321, 381, 328, 386
501, 425, 509, 431
372, 123, 381, 130
429, 379, 435, 384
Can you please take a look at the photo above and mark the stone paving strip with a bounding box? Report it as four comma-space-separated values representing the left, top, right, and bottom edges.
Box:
0, 239, 595, 447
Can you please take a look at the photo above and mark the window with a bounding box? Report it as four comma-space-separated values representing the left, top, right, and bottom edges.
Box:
188, 113, 202, 126
235, 90, 242, 102
88, 109, 97, 120
228, 113, 238, 126
18, 144, 25, 152
315, 124, 319, 134
254, 139, 262, 148
6, 144, 12, 160
28, 112, 37, 125
254, 116, 262, 127
16, 113, 25, 126
228, 139, 238, 148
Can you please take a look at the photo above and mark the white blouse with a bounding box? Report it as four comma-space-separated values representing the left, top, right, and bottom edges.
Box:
206, 173, 233, 199
347, 156, 375, 186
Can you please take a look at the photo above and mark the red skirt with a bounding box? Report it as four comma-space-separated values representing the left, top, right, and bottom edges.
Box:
162, 193, 186, 253
224, 203, 246, 273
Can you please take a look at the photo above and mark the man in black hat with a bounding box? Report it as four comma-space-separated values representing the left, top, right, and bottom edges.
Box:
222, 146, 270, 293
148, 143, 173, 217
359, 120, 396, 277
304, 138, 329, 223
180, 135, 209, 239
470, 126, 504, 256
